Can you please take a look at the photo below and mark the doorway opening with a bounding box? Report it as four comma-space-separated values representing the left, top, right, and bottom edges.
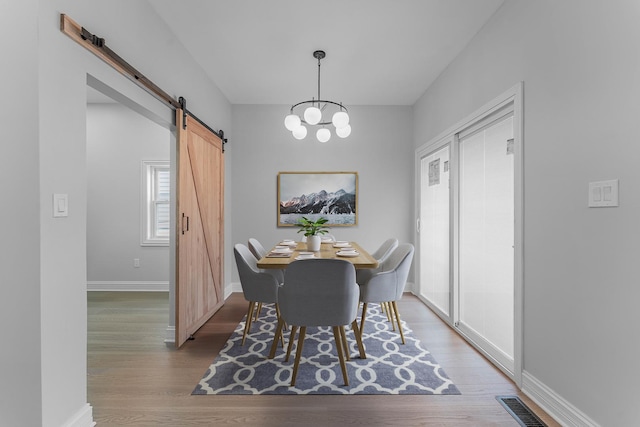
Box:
85, 75, 176, 342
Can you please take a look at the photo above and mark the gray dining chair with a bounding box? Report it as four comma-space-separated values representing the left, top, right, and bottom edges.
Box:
355, 238, 399, 286
358, 243, 414, 344
234, 243, 283, 345
268, 259, 366, 387
247, 237, 267, 259
248, 237, 284, 318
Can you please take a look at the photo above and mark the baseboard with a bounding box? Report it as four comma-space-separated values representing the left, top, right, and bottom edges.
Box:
62, 403, 95, 427
521, 370, 600, 427
164, 325, 175, 346
87, 281, 169, 292
405, 281, 415, 293
230, 281, 242, 294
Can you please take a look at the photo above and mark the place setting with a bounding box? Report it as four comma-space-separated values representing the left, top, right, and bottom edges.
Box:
294, 251, 316, 261
331, 241, 357, 257
332, 240, 352, 248
266, 245, 295, 258
335, 246, 359, 258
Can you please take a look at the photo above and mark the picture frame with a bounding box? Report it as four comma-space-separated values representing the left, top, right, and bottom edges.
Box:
278, 171, 358, 227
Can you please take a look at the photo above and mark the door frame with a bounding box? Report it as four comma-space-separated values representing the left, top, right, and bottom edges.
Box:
414, 82, 523, 386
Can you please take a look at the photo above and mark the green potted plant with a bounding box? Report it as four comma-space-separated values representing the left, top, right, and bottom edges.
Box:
297, 216, 330, 251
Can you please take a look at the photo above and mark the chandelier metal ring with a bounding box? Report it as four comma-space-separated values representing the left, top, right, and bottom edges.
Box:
289, 99, 349, 127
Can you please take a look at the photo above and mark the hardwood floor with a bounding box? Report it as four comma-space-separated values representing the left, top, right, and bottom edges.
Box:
87, 292, 558, 426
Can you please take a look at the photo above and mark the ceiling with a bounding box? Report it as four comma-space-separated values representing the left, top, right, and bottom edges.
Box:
148, 0, 504, 106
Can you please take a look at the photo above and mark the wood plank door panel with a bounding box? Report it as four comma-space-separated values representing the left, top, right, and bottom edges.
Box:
176, 109, 224, 347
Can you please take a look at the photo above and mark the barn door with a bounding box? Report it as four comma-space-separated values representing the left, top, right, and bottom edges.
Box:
175, 108, 224, 347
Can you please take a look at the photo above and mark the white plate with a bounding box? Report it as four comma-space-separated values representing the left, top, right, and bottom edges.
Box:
295, 255, 315, 260
272, 248, 293, 253
337, 251, 359, 257
298, 251, 314, 256
321, 238, 334, 243
280, 241, 297, 246
333, 243, 352, 248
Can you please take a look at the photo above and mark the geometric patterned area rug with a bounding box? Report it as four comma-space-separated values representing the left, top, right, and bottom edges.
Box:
193, 304, 461, 395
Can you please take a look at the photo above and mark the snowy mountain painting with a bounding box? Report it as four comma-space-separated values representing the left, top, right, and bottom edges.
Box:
278, 172, 358, 226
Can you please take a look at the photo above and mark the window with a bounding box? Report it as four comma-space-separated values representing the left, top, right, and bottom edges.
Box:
142, 160, 170, 246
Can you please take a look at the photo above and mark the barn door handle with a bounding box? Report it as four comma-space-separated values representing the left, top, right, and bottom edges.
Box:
182, 213, 190, 234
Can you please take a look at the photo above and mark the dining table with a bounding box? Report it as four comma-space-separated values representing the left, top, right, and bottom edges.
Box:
257, 239, 379, 270
261, 238, 372, 362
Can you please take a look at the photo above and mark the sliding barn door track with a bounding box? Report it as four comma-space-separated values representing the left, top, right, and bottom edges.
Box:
496, 396, 548, 427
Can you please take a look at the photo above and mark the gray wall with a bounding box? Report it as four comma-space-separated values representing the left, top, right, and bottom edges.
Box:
229, 104, 414, 283
413, 1, 640, 425
0, 1, 42, 425
86, 103, 170, 283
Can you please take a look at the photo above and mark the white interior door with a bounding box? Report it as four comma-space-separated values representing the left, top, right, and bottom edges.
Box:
457, 114, 514, 371
418, 144, 450, 317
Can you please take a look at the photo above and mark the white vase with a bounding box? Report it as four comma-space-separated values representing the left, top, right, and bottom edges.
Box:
306, 235, 321, 252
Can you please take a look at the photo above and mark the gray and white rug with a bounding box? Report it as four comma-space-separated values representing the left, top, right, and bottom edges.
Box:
193, 305, 460, 395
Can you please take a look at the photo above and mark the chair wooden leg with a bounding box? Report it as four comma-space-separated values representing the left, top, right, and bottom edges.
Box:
359, 302, 368, 339
254, 302, 263, 321
351, 320, 367, 359
275, 303, 286, 328
339, 326, 350, 361
332, 326, 349, 386
242, 302, 256, 345
274, 304, 284, 347
285, 325, 298, 362
386, 302, 396, 331
391, 301, 405, 344
268, 317, 284, 359
291, 326, 306, 387
381, 302, 392, 322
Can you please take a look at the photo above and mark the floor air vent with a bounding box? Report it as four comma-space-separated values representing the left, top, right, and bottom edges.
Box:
496, 396, 547, 427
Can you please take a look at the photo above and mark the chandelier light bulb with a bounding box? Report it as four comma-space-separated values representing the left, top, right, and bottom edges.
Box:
332, 111, 350, 129
316, 128, 331, 143
304, 106, 322, 125
292, 125, 307, 140
336, 124, 351, 138
284, 114, 301, 131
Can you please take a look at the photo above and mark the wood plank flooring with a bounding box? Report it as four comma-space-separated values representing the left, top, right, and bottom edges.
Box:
87, 292, 558, 426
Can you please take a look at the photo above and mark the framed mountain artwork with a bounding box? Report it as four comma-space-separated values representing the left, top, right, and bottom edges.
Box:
277, 171, 358, 227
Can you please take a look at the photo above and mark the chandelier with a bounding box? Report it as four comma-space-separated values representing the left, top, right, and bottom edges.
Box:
284, 50, 351, 142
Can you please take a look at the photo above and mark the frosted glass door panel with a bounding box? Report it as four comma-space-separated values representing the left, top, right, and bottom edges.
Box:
459, 116, 514, 360
419, 146, 450, 316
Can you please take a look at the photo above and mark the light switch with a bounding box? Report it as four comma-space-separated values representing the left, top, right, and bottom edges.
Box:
53, 194, 69, 217
588, 180, 618, 207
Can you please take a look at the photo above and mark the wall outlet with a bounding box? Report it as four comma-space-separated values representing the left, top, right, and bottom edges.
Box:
134, 258, 140, 268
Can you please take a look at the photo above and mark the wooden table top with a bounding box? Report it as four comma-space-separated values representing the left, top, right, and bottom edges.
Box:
257, 241, 378, 270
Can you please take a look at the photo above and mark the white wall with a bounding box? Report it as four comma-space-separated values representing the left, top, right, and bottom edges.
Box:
414, 1, 640, 425
230, 104, 414, 283
0, 1, 42, 425
86, 103, 170, 284
27, 1, 232, 425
